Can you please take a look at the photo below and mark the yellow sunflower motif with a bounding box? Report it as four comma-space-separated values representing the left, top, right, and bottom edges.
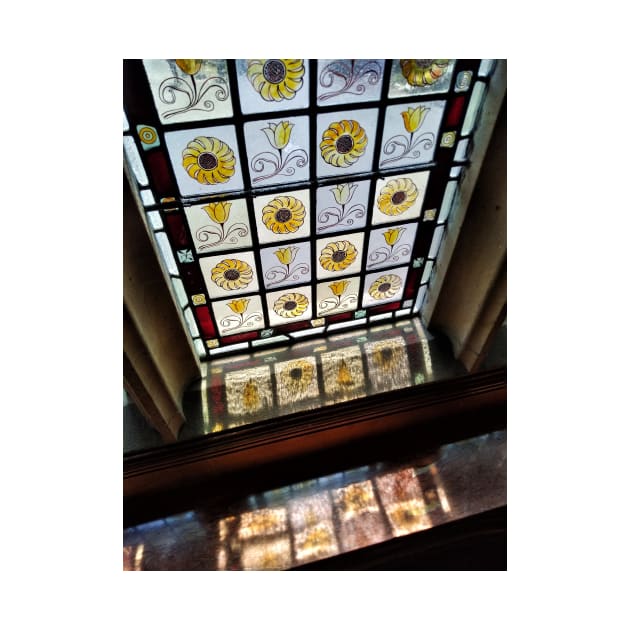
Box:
261, 196, 306, 234
368, 274, 402, 300
210, 259, 254, 291
182, 136, 235, 185
273, 293, 309, 318
377, 178, 419, 216
319, 240, 358, 272
320, 120, 368, 168
400, 59, 450, 87
247, 59, 305, 101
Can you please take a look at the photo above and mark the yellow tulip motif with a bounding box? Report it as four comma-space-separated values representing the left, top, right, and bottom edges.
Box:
401, 106, 429, 134
175, 59, 203, 76
274, 246, 298, 265
329, 280, 349, 297
383, 227, 406, 247
227, 298, 249, 315
262, 121, 294, 150
203, 201, 232, 225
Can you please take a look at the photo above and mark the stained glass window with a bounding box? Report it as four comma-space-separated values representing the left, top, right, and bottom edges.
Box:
123, 59, 496, 359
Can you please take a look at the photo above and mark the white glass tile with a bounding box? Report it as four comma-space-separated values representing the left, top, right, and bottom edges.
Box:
193, 338, 207, 359
428, 225, 445, 259
184, 198, 253, 254
462, 82, 487, 136
449, 166, 462, 178
252, 335, 290, 347
290, 327, 325, 339
244, 115, 310, 188
454, 139, 470, 162
328, 319, 367, 332
369, 313, 392, 323
316, 59, 385, 106
155, 232, 178, 275
316, 275, 360, 317
438, 181, 458, 223
164, 125, 244, 197
371, 170, 429, 226
183, 306, 200, 338
212, 295, 265, 337
265, 285, 313, 327
142, 59, 232, 125
478, 59, 496, 77
379, 101, 446, 170
388, 60, 455, 98
316, 180, 370, 234
209, 342, 249, 356
123, 110, 129, 132
413, 285, 427, 313
395, 308, 412, 317
366, 222, 418, 271
139, 190, 154, 207
236, 59, 309, 115
316, 232, 364, 280
171, 277, 189, 308
123, 136, 148, 186
260, 241, 311, 290
199, 251, 260, 299
147, 210, 163, 230
316, 108, 379, 178
421, 260, 434, 284
253, 188, 311, 245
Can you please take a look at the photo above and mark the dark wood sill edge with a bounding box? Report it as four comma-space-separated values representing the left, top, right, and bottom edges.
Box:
124, 367, 506, 500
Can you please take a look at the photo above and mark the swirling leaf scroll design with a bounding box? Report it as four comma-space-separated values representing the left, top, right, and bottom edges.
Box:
220, 311, 264, 333
196, 222, 249, 251
265, 261, 310, 287
159, 62, 229, 119
251, 121, 308, 183
318, 292, 358, 315
381, 107, 435, 167
318, 59, 382, 103
366, 243, 412, 269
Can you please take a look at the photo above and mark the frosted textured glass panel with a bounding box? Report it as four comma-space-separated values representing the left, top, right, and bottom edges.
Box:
454, 139, 470, 162
123, 136, 148, 186
147, 211, 163, 230
438, 181, 458, 223
462, 82, 487, 136
183, 307, 200, 338
478, 59, 496, 77
155, 232, 178, 275
193, 338, 207, 358
172, 277, 189, 308
428, 225, 445, 259
413, 285, 427, 313
140, 189, 155, 206
123, 111, 129, 132
449, 166, 462, 178
421, 260, 434, 284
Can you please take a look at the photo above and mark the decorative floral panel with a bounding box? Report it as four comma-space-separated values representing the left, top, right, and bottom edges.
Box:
123, 59, 495, 359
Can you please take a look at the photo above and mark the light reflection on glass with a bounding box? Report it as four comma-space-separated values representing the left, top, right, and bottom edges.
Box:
376, 469, 432, 536
430, 463, 452, 514
365, 337, 411, 392
289, 493, 339, 563
225, 366, 273, 417
123, 544, 144, 571
241, 536, 292, 570
238, 507, 287, 540
321, 345, 366, 403
274, 357, 319, 406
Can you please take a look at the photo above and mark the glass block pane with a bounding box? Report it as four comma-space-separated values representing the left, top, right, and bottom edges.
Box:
253, 189, 311, 244
154, 231, 178, 275
371, 171, 429, 226
164, 125, 244, 197
316, 59, 385, 106
123, 136, 148, 186
142, 59, 233, 125
212, 295, 265, 337
316, 180, 370, 234
379, 101, 446, 169
260, 241, 311, 290
316, 109, 379, 178
438, 180, 458, 223
365, 222, 418, 271
316, 275, 360, 317
362, 266, 409, 308
461, 82, 487, 137
184, 199, 253, 254
388, 59, 456, 98
316, 232, 364, 280
266, 285, 313, 327
199, 251, 260, 299
236, 59, 309, 115
244, 115, 310, 188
